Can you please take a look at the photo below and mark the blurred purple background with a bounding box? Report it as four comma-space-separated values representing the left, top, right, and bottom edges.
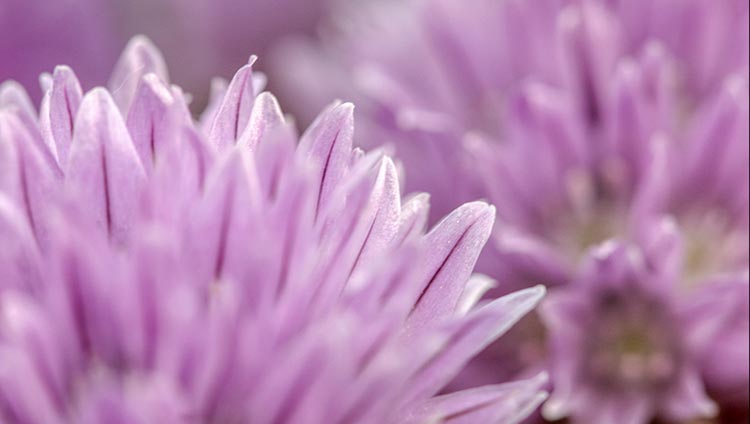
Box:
0, 0, 327, 107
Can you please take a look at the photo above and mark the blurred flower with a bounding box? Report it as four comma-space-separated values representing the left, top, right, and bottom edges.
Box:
0, 38, 548, 423
273, 0, 749, 422
541, 240, 737, 424
274, 0, 747, 229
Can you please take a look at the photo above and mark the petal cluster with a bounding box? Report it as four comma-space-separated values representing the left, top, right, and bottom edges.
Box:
274, 0, 749, 422
0, 39, 548, 423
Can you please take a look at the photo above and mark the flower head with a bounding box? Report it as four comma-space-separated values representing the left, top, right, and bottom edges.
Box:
273, 0, 748, 281
273, 0, 750, 422
541, 239, 734, 423
0, 38, 548, 423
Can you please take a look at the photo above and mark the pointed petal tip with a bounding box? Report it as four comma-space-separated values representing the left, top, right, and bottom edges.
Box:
458, 200, 496, 223
525, 391, 552, 420
254, 91, 282, 110
120, 34, 167, 73
488, 284, 546, 315
0, 81, 33, 112
430, 201, 497, 251
82, 87, 115, 107
126, 34, 160, 53
326, 98, 343, 109
52, 65, 76, 78
339, 101, 355, 112
47, 65, 82, 97
111, 35, 168, 85
528, 371, 550, 388
410, 192, 431, 206
39, 73, 53, 92
325, 101, 355, 122
520, 284, 547, 308
0, 79, 22, 94
542, 395, 570, 421
380, 154, 398, 174
487, 204, 497, 219
531, 283, 547, 298
74, 87, 135, 150
321, 99, 354, 116
230, 54, 259, 78
253, 92, 286, 128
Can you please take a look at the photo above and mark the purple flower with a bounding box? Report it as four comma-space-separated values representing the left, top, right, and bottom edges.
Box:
274, 0, 747, 263
273, 0, 749, 421
0, 38, 547, 423
541, 239, 736, 423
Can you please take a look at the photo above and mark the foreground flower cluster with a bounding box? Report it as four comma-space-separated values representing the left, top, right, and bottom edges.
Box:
276, 0, 750, 422
0, 39, 547, 423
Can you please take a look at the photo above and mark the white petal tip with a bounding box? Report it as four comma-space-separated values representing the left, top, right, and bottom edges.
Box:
127, 35, 159, 52
542, 397, 569, 421
529, 284, 547, 302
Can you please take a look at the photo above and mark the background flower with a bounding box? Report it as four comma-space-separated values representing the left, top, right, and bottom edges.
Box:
272, 0, 750, 422
541, 238, 737, 424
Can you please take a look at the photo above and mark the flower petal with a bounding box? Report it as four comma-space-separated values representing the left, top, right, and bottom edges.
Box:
66, 88, 146, 243
39, 65, 83, 167
207, 57, 257, 148
108, 36, 169, 113
407, 201, 496, 329
400, 373, 548, 424
126, 73, 193, 172
237, 91, 286, 150
297, 102, 355, 216
403, 286, 545, 403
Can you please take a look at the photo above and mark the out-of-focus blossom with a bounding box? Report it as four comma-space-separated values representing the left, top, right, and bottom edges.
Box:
541, 240, 739, 424
2, 0, 328, 104
273, 0, 750, 422
0, 38, 548, 423
274, 0, 748, 225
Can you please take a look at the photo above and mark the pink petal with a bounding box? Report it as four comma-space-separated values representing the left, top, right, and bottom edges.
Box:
401, 373, 548, 424
207, 57, 257, 148
403, 286, 546, 403
66, 88, 146, 244
126, 73, 191, 172
108, 36, 169, 113
39, 66, 83, 167
237, 91, 286, 150
297, 102, 355, 216
407, 201, 496, 329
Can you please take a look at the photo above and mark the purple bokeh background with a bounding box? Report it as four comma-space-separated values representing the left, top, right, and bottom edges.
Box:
1, 0, 327, 106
